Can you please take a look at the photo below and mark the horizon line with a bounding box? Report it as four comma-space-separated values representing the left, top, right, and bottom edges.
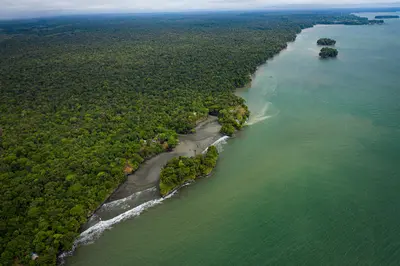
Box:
1, 3, 399, 21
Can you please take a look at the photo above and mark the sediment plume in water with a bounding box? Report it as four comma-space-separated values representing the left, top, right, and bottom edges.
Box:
246, 102, 276, 126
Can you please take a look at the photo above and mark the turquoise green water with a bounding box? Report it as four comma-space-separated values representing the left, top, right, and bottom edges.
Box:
67, 13, 400, 266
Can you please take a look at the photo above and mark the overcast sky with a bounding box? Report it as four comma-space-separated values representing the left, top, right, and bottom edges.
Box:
0, 0, 398, 19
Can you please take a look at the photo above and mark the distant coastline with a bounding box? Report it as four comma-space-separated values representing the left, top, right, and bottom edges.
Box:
375, 15, 399, 19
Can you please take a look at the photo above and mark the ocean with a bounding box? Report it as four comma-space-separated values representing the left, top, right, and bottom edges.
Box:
65, 12, 400, 266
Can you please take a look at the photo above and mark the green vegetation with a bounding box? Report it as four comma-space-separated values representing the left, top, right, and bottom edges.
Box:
317, 16, 383, 25
319, 47, 339, 58
220, 124, 236, 136
317, 38, 336, 45
0, 12, 369, 265
375, 15, 399, 19
218, 106, 249, 136
159, 145, 219, 196
368, 19, 385, 24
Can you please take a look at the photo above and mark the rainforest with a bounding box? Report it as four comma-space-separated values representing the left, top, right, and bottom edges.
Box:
0, 12, 369, 265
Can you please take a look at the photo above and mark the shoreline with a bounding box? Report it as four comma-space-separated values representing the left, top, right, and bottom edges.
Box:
61, 23, 317, 263
67, 22, 314, 259
74, 22, 315, 238
81, 29, 296, 230
85, 23, 319, 222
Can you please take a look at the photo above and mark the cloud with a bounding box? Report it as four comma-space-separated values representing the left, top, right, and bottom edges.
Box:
1, 0, 261, 11
0, 0, 398, 19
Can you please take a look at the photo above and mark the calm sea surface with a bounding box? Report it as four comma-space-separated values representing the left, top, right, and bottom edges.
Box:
66, 13, 400, 266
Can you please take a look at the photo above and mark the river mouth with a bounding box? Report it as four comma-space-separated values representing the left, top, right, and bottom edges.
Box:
72, 116, 223, 245
108, 116, 222, 201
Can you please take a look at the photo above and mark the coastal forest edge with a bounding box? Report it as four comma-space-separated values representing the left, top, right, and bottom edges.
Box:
0, 11, 378, 265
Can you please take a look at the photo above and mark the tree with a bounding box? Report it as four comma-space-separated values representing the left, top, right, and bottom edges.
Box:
159, 145, 219, 196
317, 38, 336, 45
319, 47, 339, 58
220, 124, 236, 136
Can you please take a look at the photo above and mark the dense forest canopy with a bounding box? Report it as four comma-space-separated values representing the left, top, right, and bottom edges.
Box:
0, 12, 369, 265
319, 47, 339, 58
317, 38, 336, 45
368, 19, 385, 24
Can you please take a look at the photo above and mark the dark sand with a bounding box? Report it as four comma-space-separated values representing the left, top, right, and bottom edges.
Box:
108, 116, 222, 201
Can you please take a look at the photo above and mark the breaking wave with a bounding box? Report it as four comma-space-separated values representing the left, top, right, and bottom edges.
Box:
79, 192, 175, 245
101, 187, 157, 211
58, 191, 177, 263
202, 135, 230, 153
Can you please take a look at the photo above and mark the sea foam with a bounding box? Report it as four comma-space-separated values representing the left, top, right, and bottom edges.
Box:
101, 187, 157, 211
79, 191, 175, 245
58, 191, 176, 263
202, 135, 230, 154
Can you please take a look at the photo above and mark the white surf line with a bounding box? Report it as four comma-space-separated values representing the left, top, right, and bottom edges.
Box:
58, 191, 177, 262
202, 135, 230, 154
101, 187, 158, 210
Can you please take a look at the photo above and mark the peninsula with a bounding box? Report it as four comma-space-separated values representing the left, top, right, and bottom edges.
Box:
159, 146, 219, 196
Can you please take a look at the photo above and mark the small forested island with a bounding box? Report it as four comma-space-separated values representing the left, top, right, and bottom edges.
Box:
317, 38, 336, 45
375, 15, 399, 19
319, 47, 339, 58
159, 146, 219, 196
